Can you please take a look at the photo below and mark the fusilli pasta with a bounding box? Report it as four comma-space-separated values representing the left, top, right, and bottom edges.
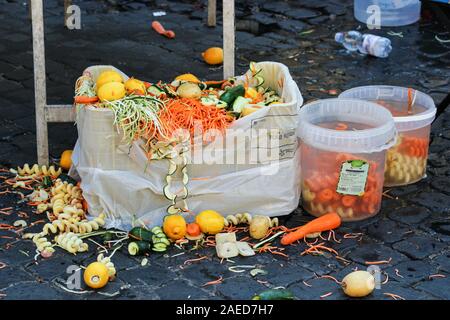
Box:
55, 232, 88, 254
16, 164, 62, 177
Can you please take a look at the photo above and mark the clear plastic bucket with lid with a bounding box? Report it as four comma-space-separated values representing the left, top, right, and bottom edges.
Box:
339, 86, 436, 187
298, 98, 397, 221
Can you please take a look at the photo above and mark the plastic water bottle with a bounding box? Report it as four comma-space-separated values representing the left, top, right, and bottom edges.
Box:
335, 31, 392, 58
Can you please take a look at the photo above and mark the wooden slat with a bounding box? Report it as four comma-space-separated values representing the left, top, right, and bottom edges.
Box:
207, 0, 217, 27
31, 0, 49, 165
45, 104, 76, 122
222, 0, 235, 79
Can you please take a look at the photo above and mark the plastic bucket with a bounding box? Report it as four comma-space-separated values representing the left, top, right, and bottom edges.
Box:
298, 98, 397, 221
354, 0, 421, 27
339, 86, 436, 187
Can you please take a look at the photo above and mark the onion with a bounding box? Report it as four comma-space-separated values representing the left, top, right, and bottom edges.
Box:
176, 82, 202, 99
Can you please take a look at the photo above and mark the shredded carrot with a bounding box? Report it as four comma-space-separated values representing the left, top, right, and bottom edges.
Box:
147, 98, 234, 144
365, 257, 392, 265
183, 256, 208, 265
316, 275, 342, 285
202, 276, 223, 286
0, 224, 14, 230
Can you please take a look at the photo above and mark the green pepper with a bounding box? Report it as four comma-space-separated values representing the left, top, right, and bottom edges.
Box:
219, 84, 245, 107
252, 289, 295, 300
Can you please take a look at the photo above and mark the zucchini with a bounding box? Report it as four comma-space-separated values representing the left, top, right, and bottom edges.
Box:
254, 75, 264, 88
216, 100, 228, 109
128, 241, 152, 256
232, 96, 251, 114
147, 85, 164, 97
219, 85, 245, 106
163, 184, 176, 201
41, 176, 53, 188
167, 205, 181, 215
128, 227, 153, 242
252, 289, 295, 300
200, 96, 218, 106
151, 226, 164, 235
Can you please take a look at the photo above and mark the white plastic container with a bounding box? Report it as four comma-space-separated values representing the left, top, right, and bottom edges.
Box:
298, 98, 397, 221
354, 0, 421, 27
339, 86, 436, 187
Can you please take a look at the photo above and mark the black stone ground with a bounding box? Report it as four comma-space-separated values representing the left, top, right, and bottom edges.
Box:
0, 0, 449, 300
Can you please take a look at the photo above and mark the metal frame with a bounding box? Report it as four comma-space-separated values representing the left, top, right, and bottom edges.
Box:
31, 0, 234, 165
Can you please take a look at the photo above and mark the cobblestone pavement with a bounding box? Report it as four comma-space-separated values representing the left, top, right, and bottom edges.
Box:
0, 0, 449, 300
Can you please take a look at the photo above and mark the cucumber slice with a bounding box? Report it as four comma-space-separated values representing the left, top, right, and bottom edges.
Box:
151, 226, 163, 234
152, 247, 167, 252
200, 96, 217, 106
216, 100, 228, 109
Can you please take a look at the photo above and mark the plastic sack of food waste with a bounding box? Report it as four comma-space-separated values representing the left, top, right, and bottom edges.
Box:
70, 62, 304, 230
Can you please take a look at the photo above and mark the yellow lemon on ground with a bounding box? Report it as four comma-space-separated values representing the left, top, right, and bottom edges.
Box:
163, 214, 187, 240
202, 47, 223, 65
241, 106, 261, 117
124, 77, 146, 95
59, 150, 73, 171
175, 73, 201, 83
97, 82, 126, 102
195, 210, 224, 234
84, 262, 109, 289
96, 70, 123, 90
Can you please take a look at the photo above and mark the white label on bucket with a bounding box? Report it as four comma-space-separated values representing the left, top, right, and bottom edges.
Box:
336, 160, 369, 196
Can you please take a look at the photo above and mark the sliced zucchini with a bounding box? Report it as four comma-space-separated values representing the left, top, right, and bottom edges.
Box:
183, 172, 189, 185
151, 226, 164, 234
254, 75, 264, 88
152, 247, 167, 252
147, 85, 164, 96
200, 96, 217, 106
128, 241, 151, 256
216, 100, 228, 109
232, 96, 251, 113
167, 205, 181, 215
163, 185, 176, 201
168, 160, 177, 175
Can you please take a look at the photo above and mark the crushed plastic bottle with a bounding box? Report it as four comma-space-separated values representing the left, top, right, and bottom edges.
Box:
335, 31, 392, 58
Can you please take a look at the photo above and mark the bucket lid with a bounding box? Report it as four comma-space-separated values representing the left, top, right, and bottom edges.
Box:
339, 85, 436, 132
298, 98, 397, 153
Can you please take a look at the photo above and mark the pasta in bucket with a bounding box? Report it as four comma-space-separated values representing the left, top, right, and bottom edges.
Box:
297, 98, 397, 221
339, 85, 436, 187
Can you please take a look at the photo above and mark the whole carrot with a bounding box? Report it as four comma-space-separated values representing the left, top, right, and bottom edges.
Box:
280, 212, 342, 245
151, 21, 175, 39
74, 96, 99, 104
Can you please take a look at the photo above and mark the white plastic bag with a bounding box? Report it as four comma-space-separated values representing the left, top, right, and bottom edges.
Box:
72, 62, 303, 230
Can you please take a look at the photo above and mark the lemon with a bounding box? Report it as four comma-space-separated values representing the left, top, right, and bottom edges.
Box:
59, 150, 73, 171
175, 73, 201, 83
84, 262, 109, 289
97, 82, 126, 102
202, 47, 223, 65
195, 210, 224, 235
124, 77, 146, 95
96, 70, 123, 90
